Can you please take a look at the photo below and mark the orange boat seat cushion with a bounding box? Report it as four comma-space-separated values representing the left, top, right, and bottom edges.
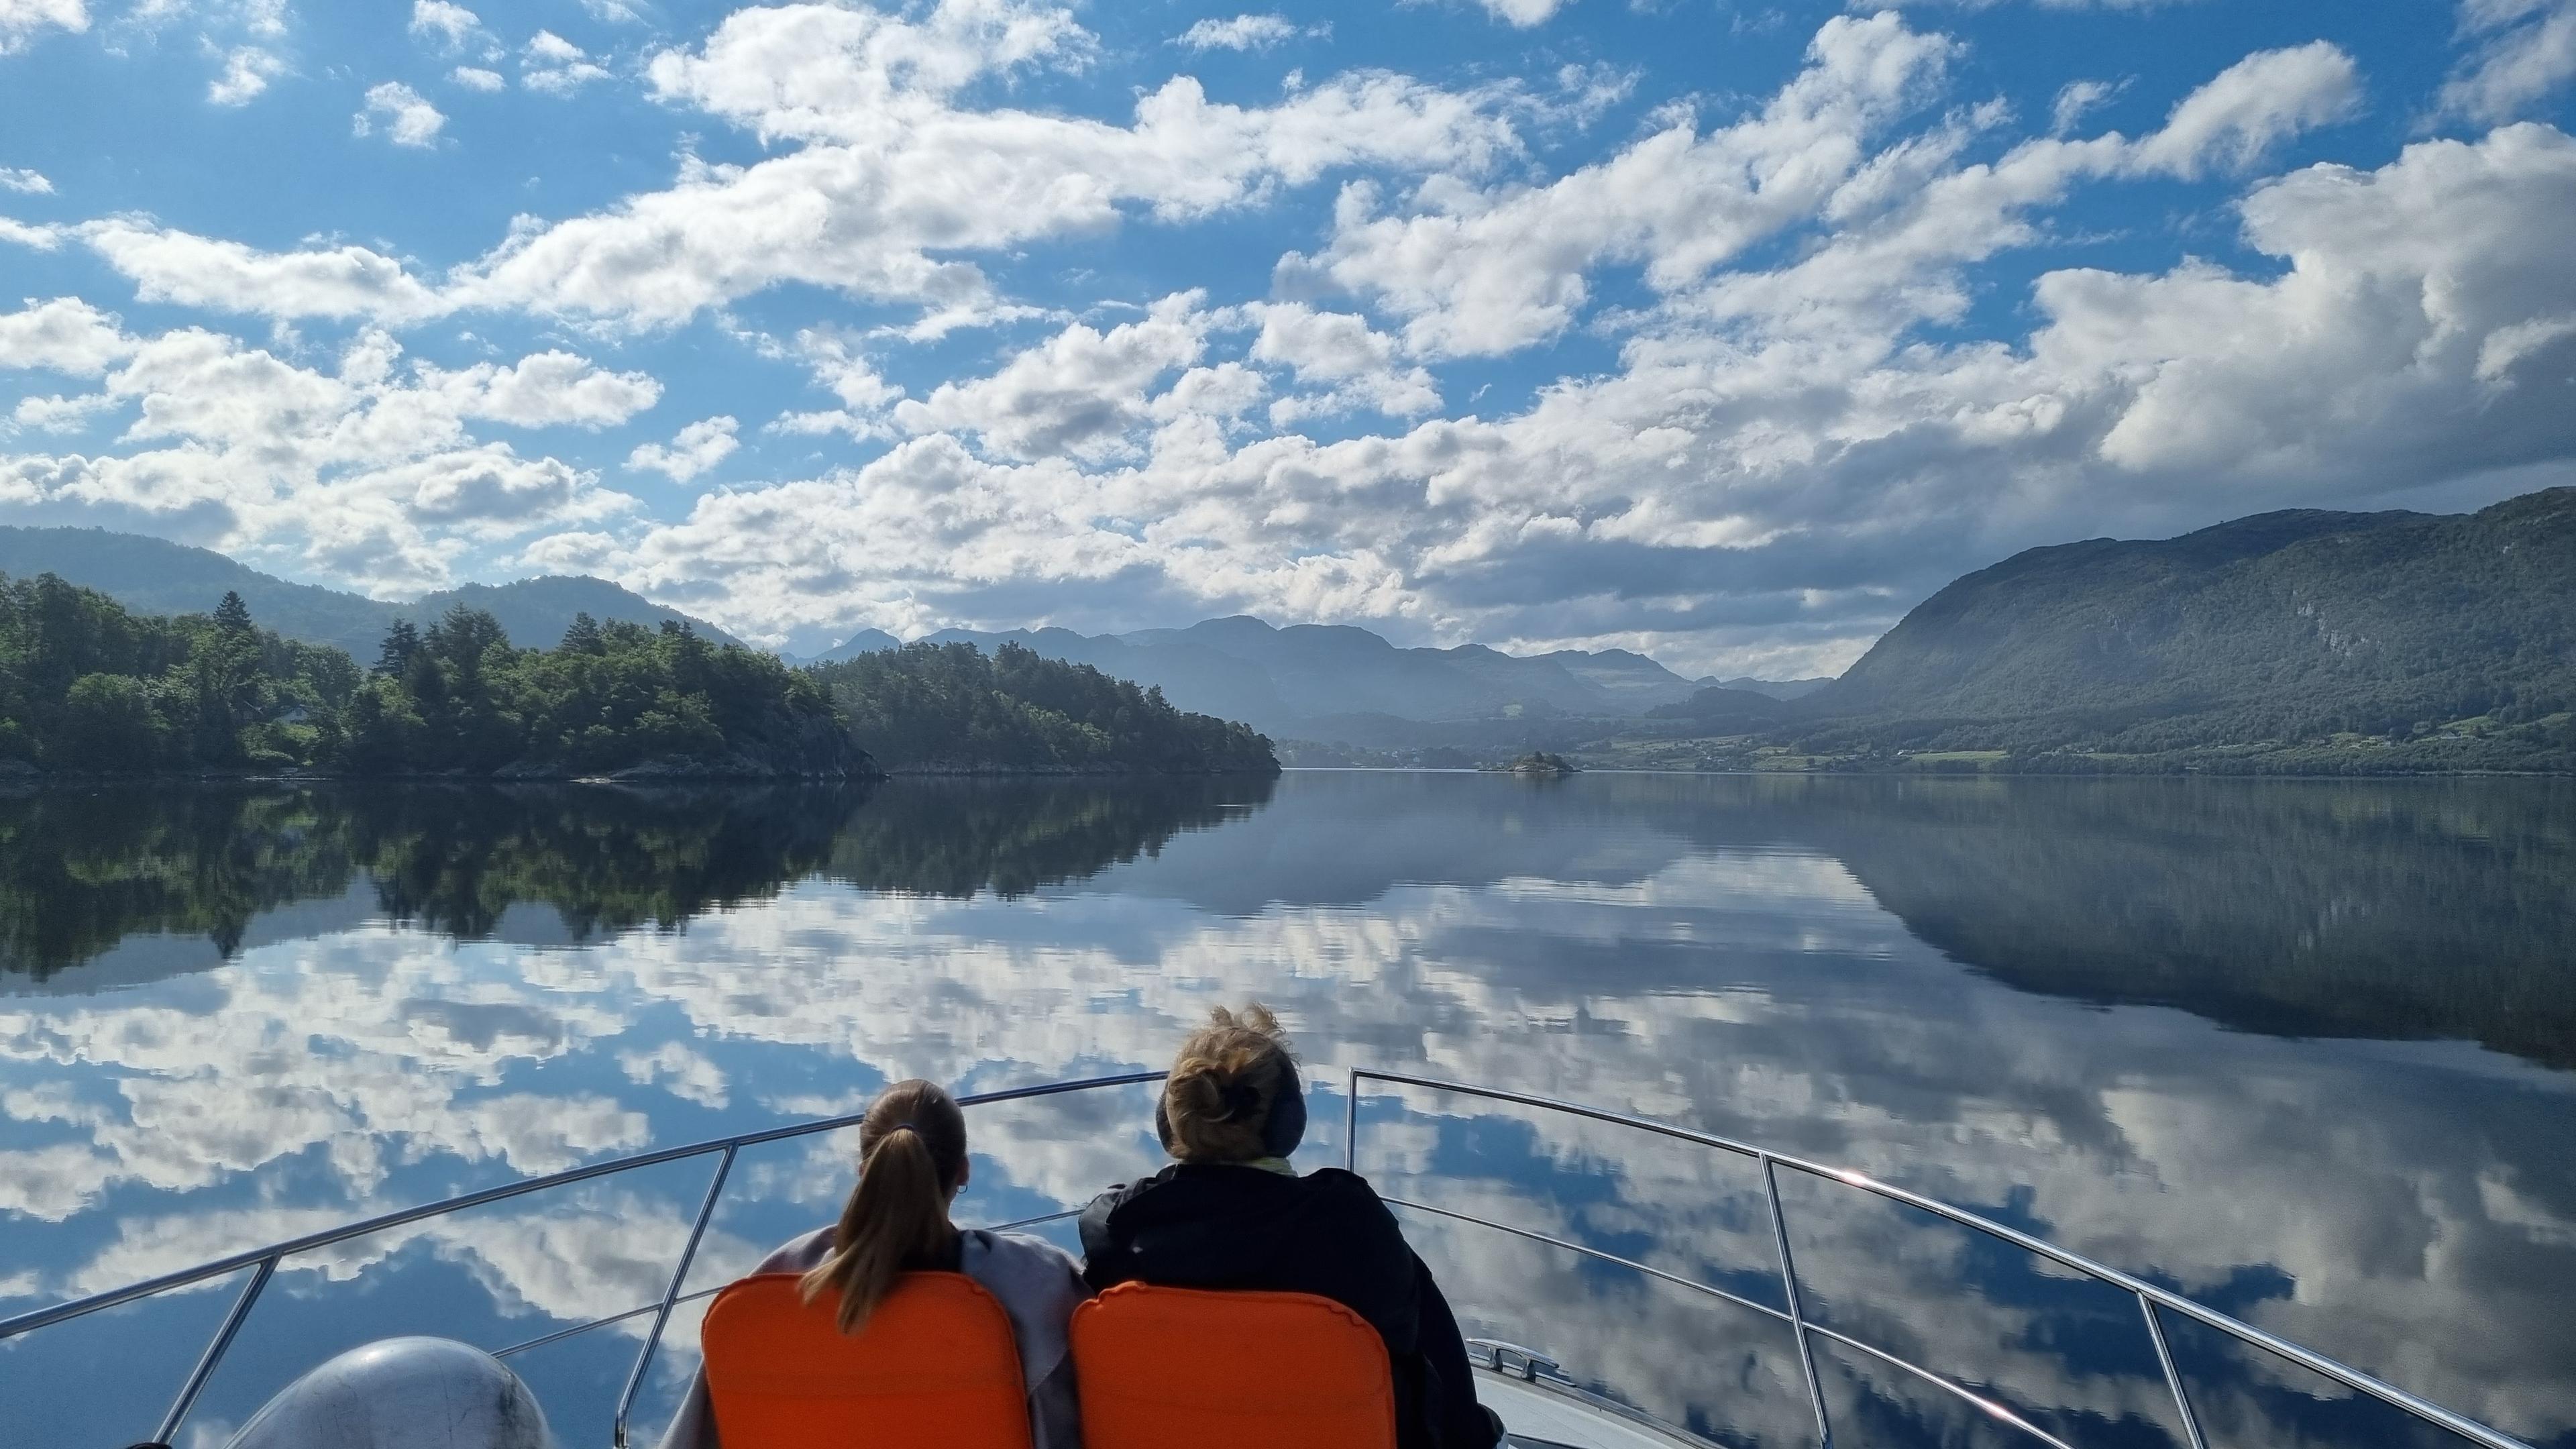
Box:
1070, 1282, 1398, 1449
701, 1271, 1032, 1449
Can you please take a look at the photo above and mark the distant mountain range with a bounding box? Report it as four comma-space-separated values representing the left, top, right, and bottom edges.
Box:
820, 618, 1709, 737
1786, 487, 2576, 764
0, 525, 1760, 737
0, 527, 743, 657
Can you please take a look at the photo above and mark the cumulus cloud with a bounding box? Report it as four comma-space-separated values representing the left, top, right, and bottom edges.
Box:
447, 0, 1521, 326
0, 326, 641, 591
1172, 13, 1314, 51
0, 166, 52, 194
2440, 0, 2576, 124
207, 45, 287, 106
627, 415, 741, 481
450, 64, 502, 91
1244, 301, 1440, 422
353, 81, 447, 148
2126, 41, 2361, 178
0, 297, 133, 375
894, 294, 1210, 461
523, 30, 610, 95
0, 0, 86, 55
1474, 0, 1574, 25
407, 0, 478, 49
2049, 78, 2123, 136
78, 218, 446, 323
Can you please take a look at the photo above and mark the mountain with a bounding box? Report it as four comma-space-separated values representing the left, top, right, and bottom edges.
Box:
804, 628, 902, 664
1710, 676, 1833, 702
405, 577, 744, 651
1646, 686, 1791, 731
0, 527, 739, 655
0, 527, 403, 658
909, 616, 1703, 738
1792, 488, 2576, 762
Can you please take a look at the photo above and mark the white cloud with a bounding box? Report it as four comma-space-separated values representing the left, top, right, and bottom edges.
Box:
2440, 0, 2576, 125
450, 64, 503, 91
0, 297, 133, 376
894, 293, 1210, 461
207, 45, 288, 106
415, 347, 663, 428
448, 0, 1520, 326
523, 30, 610, 95
0, 166, 52, 195
1244, 301, 1440, 421
1473, 0, 1574, 25
581, 0, 645, 22
1285, 12, 1962, 357
627, 415, 741, 481
354, 81, 447, 148
0, 0, 86, 55
2127, 41, 2361, 178
407, 0, 478, 48
2049, 78, 2123, 136
0, 327, 641, 591
78, 219, 447, 323
1173, 13, 1311, 51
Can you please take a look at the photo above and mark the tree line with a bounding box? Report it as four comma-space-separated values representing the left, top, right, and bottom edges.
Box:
0, 572, 1276, 778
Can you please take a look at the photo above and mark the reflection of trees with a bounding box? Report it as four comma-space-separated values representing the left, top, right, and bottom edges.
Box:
820, 777, 1275, 899
0, 786, 362, 980
351, 786, 856, 939
0, 777, 1278, 981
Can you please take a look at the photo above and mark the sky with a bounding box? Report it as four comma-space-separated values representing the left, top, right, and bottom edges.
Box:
0, 0, 2571, 675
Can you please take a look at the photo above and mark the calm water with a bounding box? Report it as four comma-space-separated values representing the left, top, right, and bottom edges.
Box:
1, 773, 2571, 1449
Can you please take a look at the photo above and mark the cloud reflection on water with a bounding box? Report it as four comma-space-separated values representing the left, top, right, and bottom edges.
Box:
0, 774, 2569, 1448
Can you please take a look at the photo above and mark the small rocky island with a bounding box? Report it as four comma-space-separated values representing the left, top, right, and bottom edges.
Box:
1489, 751, 1578, 776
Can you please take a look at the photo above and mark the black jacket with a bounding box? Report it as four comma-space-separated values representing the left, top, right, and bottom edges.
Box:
1079, 1163, 1499, 1449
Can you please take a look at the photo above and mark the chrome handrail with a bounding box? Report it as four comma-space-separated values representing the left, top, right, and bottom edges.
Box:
0, 1069, 1164, 1446
1346, 1068, 2537, 1449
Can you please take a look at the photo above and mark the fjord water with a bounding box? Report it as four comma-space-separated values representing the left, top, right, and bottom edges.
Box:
1, 775, 2570, 1449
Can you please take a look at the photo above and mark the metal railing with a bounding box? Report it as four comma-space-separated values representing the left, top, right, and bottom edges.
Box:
1345, 1068, 2535, 1449
0, 1070, 1162, 1448
0, 1066, 2538, 1449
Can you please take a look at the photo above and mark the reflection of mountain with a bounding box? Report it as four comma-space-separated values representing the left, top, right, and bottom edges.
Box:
1089, 773, 2576, 1071
0, 778, 1275, 985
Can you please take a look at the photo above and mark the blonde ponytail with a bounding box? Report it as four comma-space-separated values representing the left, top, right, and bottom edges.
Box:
800, 1079, 967, 1332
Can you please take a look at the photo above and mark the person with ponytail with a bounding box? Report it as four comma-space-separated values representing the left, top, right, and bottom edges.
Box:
659, 1079, 1088, 1449
1079, 1005, 1503, 1449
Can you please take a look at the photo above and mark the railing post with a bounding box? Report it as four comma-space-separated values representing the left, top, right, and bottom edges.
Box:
2139, 1292, 2209, 1449
613, 1144, 736, 1448
1762, 1155, 1834, 1449
155, 1253, 278, 1444
1344, 1067, 1360, 1173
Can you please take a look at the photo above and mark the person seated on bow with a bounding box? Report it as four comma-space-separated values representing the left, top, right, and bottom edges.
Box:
661, 1078, 1087, 1449
1078, 1004, 1502, 1449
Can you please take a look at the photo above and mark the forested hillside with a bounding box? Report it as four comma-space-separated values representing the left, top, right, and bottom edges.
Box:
1, 574, 1277, 777
1786, 488, 2576, 770
815, 642, 1277, 774
0, 572, 857, 777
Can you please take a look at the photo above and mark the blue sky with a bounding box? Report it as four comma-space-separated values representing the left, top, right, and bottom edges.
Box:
1, 0, 2571, 672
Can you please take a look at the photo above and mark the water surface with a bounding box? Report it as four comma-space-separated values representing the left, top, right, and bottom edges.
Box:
1, 773, 2569, 1449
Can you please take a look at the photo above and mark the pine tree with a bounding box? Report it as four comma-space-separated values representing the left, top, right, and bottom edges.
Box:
213, 591, 254, 636
561, 612, 604, 655
375, 621, 421, 676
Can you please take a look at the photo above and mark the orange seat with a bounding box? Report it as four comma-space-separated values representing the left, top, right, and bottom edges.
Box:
701, 1271, 1032, 1449
1070, 1282, 1398, 1449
